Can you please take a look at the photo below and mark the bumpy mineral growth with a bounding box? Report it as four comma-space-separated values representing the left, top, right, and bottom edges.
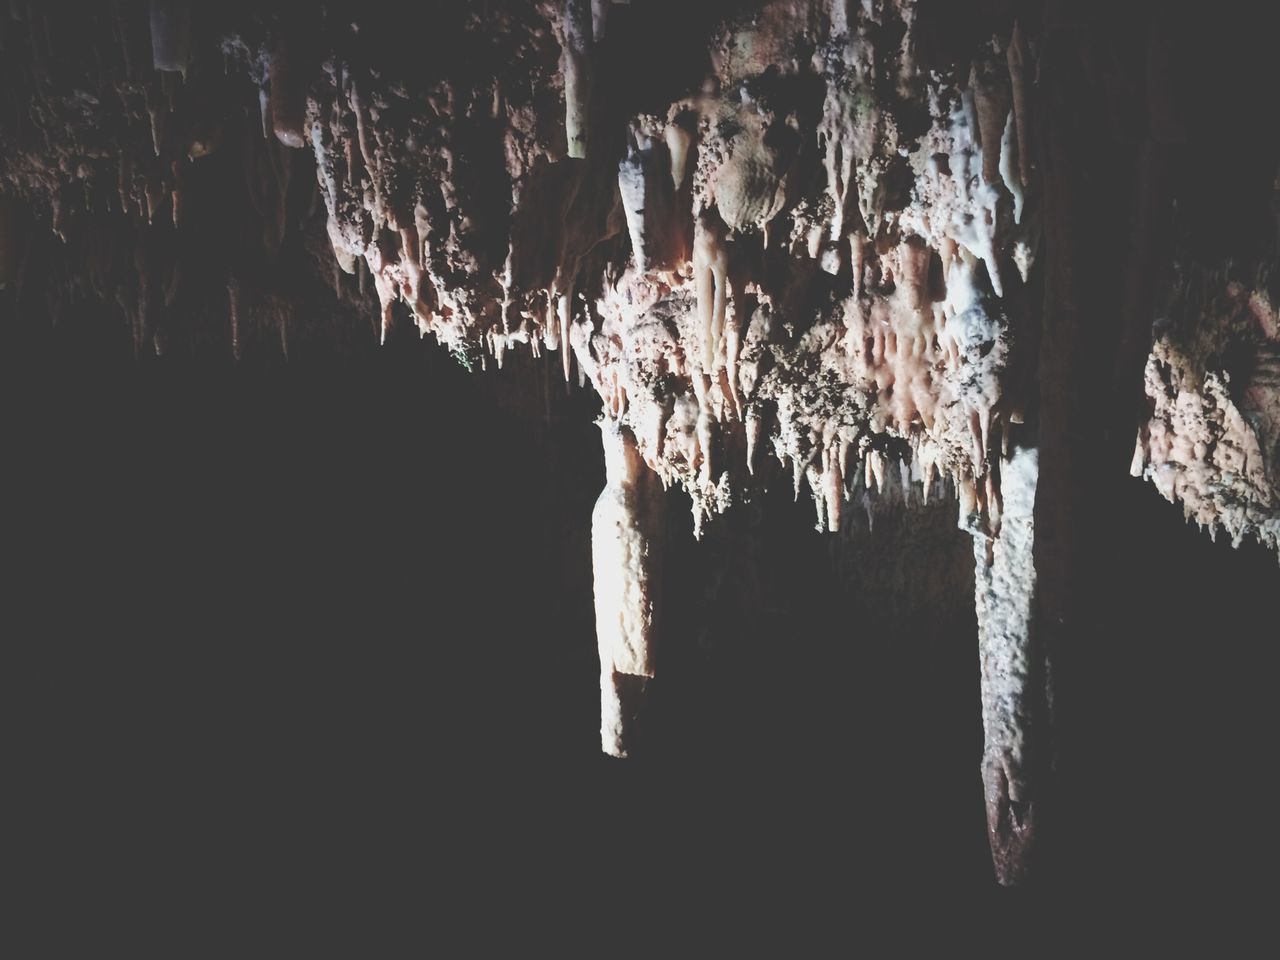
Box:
1132, 263, 1280, 554
973, 446, 1040, 885
2, 0, 1277, 886
287, 4, 1047, 874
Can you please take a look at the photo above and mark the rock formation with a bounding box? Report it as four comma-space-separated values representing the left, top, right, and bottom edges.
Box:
2, 0, 1276, 886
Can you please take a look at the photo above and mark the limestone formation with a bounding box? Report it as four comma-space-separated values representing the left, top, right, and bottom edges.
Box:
2, 0, 1275, 886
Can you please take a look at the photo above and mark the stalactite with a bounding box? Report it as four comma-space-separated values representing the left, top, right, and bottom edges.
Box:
148, 0, 191, 77
592, 421, 665, 758
693, 209, 729, 374
269, 38, 307, 150
227, 277, 241, 362
971, 56, 1011, 189
665, 110, 695, 192
1006, 22, 1031, 189
561, 0, 592, 159
971, 447, 1041, 886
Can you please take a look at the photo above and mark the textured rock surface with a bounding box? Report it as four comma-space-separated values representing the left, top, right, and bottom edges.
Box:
2, 0, 1277, 887
593, 420, 665, 756
973, 445, 1040, 884
1133, 265, 1280, 552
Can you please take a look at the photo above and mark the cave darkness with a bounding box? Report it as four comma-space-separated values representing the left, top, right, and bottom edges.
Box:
9, 299, 1276, 919
3, 0, 1278, 933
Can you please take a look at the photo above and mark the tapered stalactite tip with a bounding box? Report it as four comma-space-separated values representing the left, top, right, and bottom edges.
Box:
984, 762, 1037, 886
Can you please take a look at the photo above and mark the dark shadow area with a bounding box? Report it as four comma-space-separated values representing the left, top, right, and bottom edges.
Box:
4, 331, 1274, 930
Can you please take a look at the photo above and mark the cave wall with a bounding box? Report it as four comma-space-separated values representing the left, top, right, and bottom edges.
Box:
2, 0, 1277, 890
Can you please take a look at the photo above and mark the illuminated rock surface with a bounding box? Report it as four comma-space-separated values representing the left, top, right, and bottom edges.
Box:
2, 0, 1276, 886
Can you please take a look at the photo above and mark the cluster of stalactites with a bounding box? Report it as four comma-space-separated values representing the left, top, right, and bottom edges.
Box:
1131, 272, 1280, 557
12, 3, 200, 238
6, 1, 1041, 540
0, 2, 314, 359
569, 4, 1035, 543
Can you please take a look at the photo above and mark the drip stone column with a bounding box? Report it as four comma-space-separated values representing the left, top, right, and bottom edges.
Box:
592, 421, 665, 757
972, 446, 1043, 885
562, 0, 593, 159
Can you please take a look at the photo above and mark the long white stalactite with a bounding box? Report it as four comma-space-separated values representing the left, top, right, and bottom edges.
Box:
592, 420, 665, 757
972, 446, 1040, 884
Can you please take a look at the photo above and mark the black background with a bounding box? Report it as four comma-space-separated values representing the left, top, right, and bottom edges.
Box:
5, 332, 1275, 929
